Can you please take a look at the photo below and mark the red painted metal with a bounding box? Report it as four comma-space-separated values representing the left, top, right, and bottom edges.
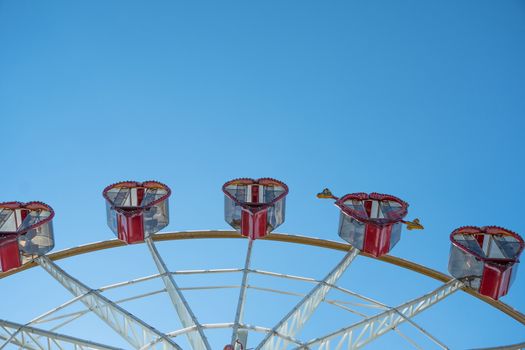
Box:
117, 212, 145, 244
335, 192, 408, 257
103, 181, 171, 244
475, 234, 485, 248
223, 178, 288, 240
239, 208, 268, 240
0, 201, 55, 272
450, 226, 524, 300
0, 202, 55, 235
251, 185, 260, 203
479, 263, 513, 300
363, 199, 373, 218
0, 235, 21, 272
20, 209, 28, 224
363, 224, 393, 257
103, 181, 171, 212
335, 193, 408, 226
450, 226, 524, 262
136, 187, 145, 208
223, 178, 288, 210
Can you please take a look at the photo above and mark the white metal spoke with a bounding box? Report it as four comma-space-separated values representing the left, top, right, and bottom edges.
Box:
295, 279, 463, 350
392, 328, 425, 350
231, 238, 254, 349
250, 269, 386, 310
31, 266, 383, 330
167, 323, 303, 346
256, 248, 359, 350
145, 237, 211, 350
0, 319, 122, 350
32, 283, 370, 336
471, 342, 525, 350
32, 290, 167, 328
35, 256, 181, 350
388, 306, 449, 349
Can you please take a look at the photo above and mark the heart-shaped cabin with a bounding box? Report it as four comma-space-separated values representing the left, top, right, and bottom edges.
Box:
223, 178, 288, 240
0, 202, 55, 272
103, 181, 170, 244
448, 226, 524, 300
335, 193, 408, 257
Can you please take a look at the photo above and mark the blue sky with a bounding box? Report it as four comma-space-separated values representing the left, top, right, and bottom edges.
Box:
1, 1, 525, 349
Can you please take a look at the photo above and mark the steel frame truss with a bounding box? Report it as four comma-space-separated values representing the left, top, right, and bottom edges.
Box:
0, 319, 122, 350
256, 248, 360, 350
294, 279, 463, 350
35, 256, 181, 350
0, 230, 519, 350
145, 237, 211, 350
231, 238, 254, 349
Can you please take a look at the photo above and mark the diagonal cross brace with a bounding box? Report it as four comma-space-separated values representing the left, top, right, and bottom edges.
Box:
295, 279, 463, 350
36, 256, 182, 350
145, 237, 211, 350
256, 248, 360, 350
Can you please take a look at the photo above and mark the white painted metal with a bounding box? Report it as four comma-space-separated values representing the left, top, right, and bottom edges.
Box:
388, 305, 449, 349
20, 262, 449, 350
294, 279, 463, 350
249, 269, 386, 310
30, 294, 88, 326
35, 256, 181, 350
31, 284, 370, 336
392, 328, 425, 350
256, 248, 360, 350
171, 269, 243, 276
145, 237, 211, 350
0, 232, 521, 350
29, 283, 372, 334
256, 271, 445, 349
471, 342, 525, 350
231, 238, 254, 349
33, 289, 169, 334
0, 319, 122, 350
34, 286, 445, 349
168, 323, 303, 346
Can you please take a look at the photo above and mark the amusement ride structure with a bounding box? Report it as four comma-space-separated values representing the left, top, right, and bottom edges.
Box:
0, 178, 524, 349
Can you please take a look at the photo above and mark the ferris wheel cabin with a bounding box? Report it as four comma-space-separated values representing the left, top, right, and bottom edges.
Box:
223, 178, 288, 240
448, 226, 524, 300
103, 181, 171, 244
0, 202, 55, 272
335, 193, 408, 257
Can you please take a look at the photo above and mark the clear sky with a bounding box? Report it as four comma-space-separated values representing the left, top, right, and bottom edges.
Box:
1, 1, 525, 349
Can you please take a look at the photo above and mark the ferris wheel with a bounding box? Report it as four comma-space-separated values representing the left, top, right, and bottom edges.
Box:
0, 178, 524, 350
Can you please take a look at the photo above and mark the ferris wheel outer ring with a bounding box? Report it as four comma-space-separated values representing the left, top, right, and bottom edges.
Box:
1, 230, 523, 326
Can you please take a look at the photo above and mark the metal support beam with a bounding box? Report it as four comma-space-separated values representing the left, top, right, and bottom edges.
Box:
294, 279, 463, 350
36, 256, 181, 350
471, 342, 525, 350
231, 238, 254, 350
256, 248, 359, 350
0, 319, 122, 350
145, 237, 211, 350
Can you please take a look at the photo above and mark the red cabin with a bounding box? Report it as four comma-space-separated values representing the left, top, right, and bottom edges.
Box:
103, 181, 171, 244
448, 226, 524, 300
223, 178, 288, 240
335, 193, 408, 257
0, 202, 55, 272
